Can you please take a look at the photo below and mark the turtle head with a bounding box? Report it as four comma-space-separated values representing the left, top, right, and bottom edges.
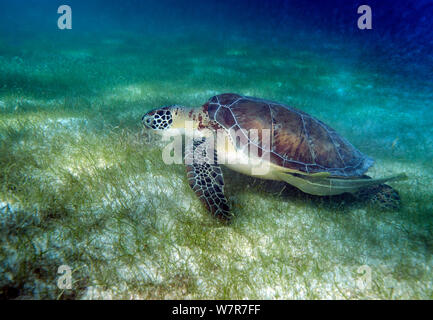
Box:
142, 105, 206, 135
142, 105, 182, 131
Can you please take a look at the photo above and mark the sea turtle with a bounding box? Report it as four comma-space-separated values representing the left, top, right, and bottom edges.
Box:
142, 93, 406, 221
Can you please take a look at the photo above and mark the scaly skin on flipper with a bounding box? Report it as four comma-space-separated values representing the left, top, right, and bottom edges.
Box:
185, 137, 232, 222
353, 176, 402, 210
355, 184, 401, 210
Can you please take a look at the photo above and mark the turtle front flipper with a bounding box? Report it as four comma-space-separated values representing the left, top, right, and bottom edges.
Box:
185, 137, 232, 222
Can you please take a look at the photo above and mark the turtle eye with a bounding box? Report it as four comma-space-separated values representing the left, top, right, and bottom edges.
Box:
142, 114, 153, 127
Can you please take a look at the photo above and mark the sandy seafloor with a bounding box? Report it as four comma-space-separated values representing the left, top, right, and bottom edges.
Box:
0, 0, 432, 299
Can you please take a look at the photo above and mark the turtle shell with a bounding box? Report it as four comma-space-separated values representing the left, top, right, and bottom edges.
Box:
204, 93, 374, 177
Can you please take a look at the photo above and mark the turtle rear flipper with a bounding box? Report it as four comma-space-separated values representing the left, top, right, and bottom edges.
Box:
185, 137, 232, 222
354, 183, 402, 210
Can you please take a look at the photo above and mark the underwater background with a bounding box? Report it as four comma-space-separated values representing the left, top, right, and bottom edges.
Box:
0, 0, 432, 299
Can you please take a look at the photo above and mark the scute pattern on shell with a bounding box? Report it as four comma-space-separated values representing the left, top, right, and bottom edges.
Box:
205, 93, 374, 177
